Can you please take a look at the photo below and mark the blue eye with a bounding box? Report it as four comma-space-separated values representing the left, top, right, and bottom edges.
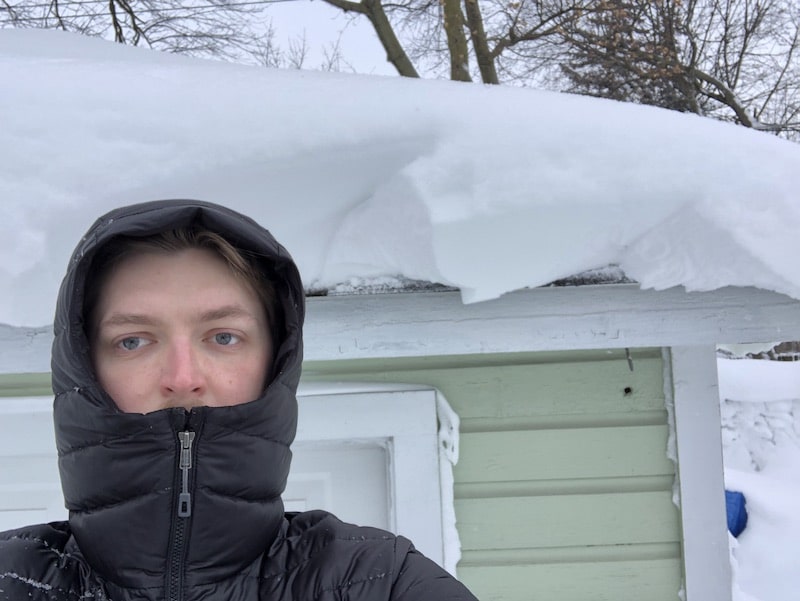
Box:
119, 337, 146, 351
214, 332, 238, 345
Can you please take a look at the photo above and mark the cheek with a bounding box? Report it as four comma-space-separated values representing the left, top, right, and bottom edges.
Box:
241, 364, 269, 399
103, 379, 149, 412
94, 358, 157, 413
225, 357, 269, 405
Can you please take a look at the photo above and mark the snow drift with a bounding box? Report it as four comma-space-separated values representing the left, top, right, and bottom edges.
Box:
1, 29, 800, 326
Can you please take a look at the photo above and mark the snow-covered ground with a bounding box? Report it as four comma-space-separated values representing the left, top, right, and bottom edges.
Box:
1, 28, 799, 600
719, 357, 800, 601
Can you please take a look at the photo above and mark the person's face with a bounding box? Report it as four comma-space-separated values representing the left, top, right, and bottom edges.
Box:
91, 248, 272, 413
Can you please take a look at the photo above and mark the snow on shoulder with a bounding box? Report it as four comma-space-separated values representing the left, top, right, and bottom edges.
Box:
1, 28, 800, 327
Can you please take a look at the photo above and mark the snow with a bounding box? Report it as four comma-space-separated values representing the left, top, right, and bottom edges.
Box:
2, 28, 800, 599
719, 357, 800, 601
2, 29, 800, 326
435, 391, 462, 576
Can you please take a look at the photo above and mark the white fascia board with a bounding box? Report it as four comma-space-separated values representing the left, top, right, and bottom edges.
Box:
668, 346, 733, 601
4, 284, 800, 372
305, 284, 800, 361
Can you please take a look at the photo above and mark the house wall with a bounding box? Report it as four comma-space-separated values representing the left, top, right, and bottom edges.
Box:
302, 347, 683, 601
0, 374, 61, 529
0, 346, 682, 600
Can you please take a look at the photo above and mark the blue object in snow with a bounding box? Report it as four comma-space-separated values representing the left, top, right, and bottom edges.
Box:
725, 490, 748, 537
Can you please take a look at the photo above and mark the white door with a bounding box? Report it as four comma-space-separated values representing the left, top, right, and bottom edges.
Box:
0, 395, 63, 530
285, 441, 390, 529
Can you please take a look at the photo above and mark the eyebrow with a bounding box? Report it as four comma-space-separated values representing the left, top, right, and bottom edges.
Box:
99, 305, 256, 330
197, 305, 257, 323
99, 313, 158, 329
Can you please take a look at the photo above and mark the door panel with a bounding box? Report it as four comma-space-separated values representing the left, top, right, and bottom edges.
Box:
285, 441, 390, 529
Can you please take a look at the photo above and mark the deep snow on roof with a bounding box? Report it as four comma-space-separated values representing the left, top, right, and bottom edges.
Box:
2, 29, 800, 327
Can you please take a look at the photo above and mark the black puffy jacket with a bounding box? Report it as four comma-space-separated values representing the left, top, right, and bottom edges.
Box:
0, 200, 478, 601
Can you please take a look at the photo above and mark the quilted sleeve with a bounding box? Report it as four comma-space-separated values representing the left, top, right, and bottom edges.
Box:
0, 523, 82, 601
390, 537, 479, 601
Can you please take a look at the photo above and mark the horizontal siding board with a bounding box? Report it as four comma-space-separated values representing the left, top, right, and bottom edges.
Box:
456, 475, 676, 498
459, 410, 668, 433
457, 491, 680, 550
0, 455, 59, 484
0, 373, 52, 397
459, 558, 683, 601
0, 412, 56, 456
460, 541, 681, 565
457, 425, 674, 483
440, 359, 666, 422
0, 487, 63, 511
303, 350, 665, 420
0, 510, 54, 532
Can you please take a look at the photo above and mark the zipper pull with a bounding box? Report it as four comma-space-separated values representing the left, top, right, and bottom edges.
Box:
177, 430, 196, 518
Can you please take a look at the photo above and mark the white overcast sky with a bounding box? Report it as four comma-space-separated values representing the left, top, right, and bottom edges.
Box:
259, 0, 398, 75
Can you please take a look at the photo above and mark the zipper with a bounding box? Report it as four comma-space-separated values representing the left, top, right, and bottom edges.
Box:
177, 431, 196, 518
166, 411, 199, 601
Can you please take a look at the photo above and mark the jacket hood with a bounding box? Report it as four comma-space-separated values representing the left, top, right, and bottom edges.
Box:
51, 200, 305, 592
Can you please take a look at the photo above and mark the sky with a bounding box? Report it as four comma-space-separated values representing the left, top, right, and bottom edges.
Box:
0, 29, 799, 599
260, 0, 397, 75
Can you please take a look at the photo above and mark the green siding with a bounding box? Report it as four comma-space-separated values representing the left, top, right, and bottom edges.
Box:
458, 425, 674, 482
303, 347, 682, 601
460, 559, 683, 601
0, 372, 51, 397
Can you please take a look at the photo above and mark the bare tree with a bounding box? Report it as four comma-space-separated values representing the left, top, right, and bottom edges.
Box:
248, 22, 358, 71
0, 0, 263, 61
311, 0, 798, 138
320, 33, 356, 72
561, 0, 800, 138
5, 0, 796, 137
316, 0, 587, 84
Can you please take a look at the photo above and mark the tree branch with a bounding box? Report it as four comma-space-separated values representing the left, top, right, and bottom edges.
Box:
48, 0, 68, 32
321, 0, 419, 77
692, 67, 755, 127
319, 0, 369, 14
492, 4, 583, 59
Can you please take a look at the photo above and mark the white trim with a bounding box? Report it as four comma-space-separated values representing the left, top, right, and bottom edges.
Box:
4, 285, 800, 371
295, 388, 448, 569
306, 285, 800, 360
670, 346, 732, 601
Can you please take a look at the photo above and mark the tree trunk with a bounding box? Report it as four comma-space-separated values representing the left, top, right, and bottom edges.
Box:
463, 0, 498, 83
442, 0, 472, 81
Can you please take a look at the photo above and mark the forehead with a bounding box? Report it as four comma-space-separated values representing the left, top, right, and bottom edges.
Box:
106, 246, 230, 282
94, 248, 263, 318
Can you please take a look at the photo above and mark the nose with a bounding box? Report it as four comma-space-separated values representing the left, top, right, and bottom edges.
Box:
160, 339, 206, 408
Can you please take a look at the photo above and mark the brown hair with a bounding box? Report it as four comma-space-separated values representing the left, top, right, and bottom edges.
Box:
83, 229, 281, 344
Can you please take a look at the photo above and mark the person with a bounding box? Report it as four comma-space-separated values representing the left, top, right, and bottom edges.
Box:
0, 200, 478, 601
